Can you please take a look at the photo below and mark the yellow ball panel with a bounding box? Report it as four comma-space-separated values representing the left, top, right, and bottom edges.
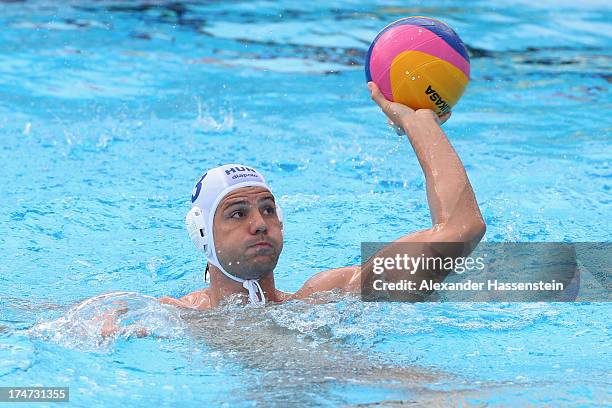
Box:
389, 50, 469, 116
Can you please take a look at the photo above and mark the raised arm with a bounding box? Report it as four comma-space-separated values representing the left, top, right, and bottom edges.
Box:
372, 82, 486, 244
292, 82, 485, 300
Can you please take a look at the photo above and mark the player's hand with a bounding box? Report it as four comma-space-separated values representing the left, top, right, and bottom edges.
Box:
97, 306, 149, 338
98, 306, 128, 338
367, 81, 451, 134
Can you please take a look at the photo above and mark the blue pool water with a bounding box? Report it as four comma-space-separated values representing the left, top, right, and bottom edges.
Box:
1, 0, 610, 406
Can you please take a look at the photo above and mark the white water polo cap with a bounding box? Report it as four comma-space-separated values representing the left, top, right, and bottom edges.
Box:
185, 164, 283, 305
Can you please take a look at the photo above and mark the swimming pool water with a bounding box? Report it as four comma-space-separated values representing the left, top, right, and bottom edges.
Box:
1, 0, 610, 406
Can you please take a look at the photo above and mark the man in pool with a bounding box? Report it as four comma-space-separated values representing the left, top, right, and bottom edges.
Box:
154, 82, 486, 310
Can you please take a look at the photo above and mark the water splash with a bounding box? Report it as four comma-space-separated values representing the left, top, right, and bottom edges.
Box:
26, 292, 185, 353
192, 97, 235, 133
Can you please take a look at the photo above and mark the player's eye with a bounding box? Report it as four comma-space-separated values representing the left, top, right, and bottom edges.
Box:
230, 210, 245, 219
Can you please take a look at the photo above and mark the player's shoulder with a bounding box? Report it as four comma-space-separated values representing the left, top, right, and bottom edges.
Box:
159, 288, 213, 310
183, 288, 214, 310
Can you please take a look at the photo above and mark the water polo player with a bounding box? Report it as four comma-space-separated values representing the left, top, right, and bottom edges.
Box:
155, 82, 486, 309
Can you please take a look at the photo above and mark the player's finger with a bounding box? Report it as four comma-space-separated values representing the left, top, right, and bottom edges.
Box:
439, 111, 452, 125
367, 81, 389, 109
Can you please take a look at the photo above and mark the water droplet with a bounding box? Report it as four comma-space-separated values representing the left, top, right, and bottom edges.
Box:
405, 70, 410, 75
411, 76, 415, 80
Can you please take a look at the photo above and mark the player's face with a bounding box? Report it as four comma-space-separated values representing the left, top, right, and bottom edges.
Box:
212, 187, 283, 280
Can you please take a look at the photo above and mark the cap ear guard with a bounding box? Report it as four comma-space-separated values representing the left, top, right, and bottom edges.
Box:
275, 203, 284, 233
186, 206, 208, 253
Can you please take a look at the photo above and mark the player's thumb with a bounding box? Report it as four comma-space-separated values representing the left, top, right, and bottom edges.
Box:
367, 82, 387, 107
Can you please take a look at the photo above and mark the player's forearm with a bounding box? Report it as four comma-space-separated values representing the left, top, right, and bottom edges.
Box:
401, 110, 484, 237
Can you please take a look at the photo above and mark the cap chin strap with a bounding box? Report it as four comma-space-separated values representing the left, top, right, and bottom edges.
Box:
209, 258, 266, 305
243, 280, 265, 304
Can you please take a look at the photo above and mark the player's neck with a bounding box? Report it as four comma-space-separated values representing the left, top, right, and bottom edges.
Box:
208, 266, 277, 303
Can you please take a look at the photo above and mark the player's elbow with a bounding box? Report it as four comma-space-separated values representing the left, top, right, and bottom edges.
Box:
470, 217, 486, 242
459, 216, 486, 248
434, 215, 486, 245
